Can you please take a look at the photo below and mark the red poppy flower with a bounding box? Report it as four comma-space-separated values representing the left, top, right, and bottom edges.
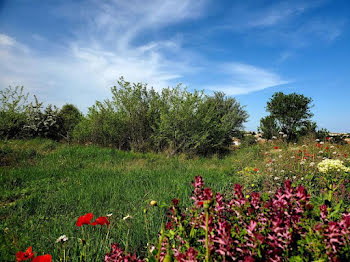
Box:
316, 143, 322, 148
325, 147, 329, 150
254, 168, 259, 172
344, 154, 347, 157
326, 137, 330, 140
16, 246, 35, 261
197, 201, 204, 206
91, 216, 109, 226
274, 146, 279, 149
32, 254, 52, 262
76, 213, 93, 227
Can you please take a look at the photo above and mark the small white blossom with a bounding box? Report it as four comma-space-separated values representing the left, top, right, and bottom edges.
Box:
291, 156, 295, 159
272, 136, 277, 139
300, 161, 305, 165
56, 235, 68, 243
330, 145, 335, 149
320, 141, 324, 145
274, 176, 280, 180
279, 131, 284, 135
309, 162, 315, 167
315, 139, 320, 142
281, 170, 285, 173
319, 151, 323, 154
279, 154, 283, 158
293, 176, 297, 179
283, 134, 287, 138
333, 151, 337, 155
123, 214, 132, 221
106, 213, 113, 217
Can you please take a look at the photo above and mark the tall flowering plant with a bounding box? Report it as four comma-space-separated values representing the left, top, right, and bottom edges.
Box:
150, 176, 350, 261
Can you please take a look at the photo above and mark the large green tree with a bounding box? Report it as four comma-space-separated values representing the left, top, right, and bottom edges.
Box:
264, 92, 313, 140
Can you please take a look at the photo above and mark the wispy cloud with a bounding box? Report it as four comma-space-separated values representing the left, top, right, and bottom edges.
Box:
203, 63, 288, 95
0, 0, 289, 110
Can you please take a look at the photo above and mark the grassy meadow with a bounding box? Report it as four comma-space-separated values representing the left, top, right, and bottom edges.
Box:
1, 138, 349, 261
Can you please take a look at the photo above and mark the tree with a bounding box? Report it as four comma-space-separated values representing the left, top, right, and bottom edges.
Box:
264, 92, 313, 141
259, 115, 279, 139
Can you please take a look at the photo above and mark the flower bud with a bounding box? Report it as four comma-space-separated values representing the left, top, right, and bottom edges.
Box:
150, 200, 157, 206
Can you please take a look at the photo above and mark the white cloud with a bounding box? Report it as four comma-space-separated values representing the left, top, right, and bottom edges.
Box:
203, 63, 288, 95
0, 0, 288, 110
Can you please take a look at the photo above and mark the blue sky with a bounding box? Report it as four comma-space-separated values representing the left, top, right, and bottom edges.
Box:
0, 0, 349, 132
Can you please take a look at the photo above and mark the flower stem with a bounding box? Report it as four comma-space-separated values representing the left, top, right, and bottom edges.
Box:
205, 208, 210, 262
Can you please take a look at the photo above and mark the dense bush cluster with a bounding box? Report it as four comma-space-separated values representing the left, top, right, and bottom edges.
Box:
0, 86, 82, 141
1, 79, 248, 154
73, 78, 248, 154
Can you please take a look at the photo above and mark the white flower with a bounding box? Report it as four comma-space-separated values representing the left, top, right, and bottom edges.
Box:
315, 139, 320, 142
302, 144, 307, 147
274, 176, 280, 180
301, 177, 304, 180
281, 170, 285, 173
293, 176, 296, 179
279, 131, 284, 135
283, 134, 287, 138
319, 151, 323, 154
279, 154, 283, 158
317, 159, 350, 173
320, 141, 324, 145
330, 145, 335, 149
106, 213, 113, 217
278, 149, 282, 152
123, 214, 132, 221
333, 151, 337, 155
272, 136, 277, 139
56, 235, 68, 243
300, 161, 305, 165
291, 156, 295, 159
309, 162, 315, 167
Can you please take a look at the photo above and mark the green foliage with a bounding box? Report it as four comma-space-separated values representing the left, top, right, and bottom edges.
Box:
23, 96, 61, 140
155, 86, 204, 155
0, 86, 28, 139
74, 78, 248, 154
265, 92, 313, 141
58, 104, 83, 142
259, 115, 279, 139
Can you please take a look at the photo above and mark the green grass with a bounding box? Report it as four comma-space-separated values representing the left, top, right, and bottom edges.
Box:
0, 139, 264, 261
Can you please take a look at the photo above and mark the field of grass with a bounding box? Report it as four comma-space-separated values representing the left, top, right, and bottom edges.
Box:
1, 138, 349, 261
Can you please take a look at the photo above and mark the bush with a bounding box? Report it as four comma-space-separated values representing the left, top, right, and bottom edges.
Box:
0, 86, 28, 139
74, 78, 248, 154
58, 104, 83, 142
23, 97, 61, 140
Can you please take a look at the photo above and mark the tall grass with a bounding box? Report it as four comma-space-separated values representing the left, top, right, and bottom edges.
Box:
0, 139, 261, 261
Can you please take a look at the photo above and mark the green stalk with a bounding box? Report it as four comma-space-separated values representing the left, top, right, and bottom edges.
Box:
205, 207, 210, 262
156, 223, 165, 262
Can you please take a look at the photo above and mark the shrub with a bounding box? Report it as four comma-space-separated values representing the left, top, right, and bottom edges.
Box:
23, 97, 61, 140
259, 115, 279, 139
0, 86, 28, 139
58, 104, 82, 142
74, 78, 248, 154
